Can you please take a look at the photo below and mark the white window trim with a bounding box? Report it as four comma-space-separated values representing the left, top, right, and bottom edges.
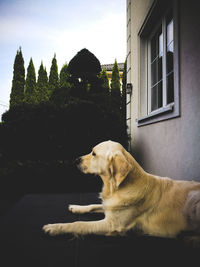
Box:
137, 0, 179, 127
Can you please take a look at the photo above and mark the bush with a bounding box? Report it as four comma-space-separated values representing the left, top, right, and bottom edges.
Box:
0, 100, 127, 196
1, 100, 128, 159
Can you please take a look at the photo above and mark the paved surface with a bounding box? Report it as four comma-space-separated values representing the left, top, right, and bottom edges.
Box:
0, 193, 199, 267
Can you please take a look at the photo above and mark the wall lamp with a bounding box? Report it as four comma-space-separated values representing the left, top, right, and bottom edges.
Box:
126, 83, 132, 95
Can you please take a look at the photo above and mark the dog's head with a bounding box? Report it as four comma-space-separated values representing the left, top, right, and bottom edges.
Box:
76, 140, 132, 187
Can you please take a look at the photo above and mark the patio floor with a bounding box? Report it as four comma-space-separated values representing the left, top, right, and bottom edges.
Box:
0, 193, 198, 267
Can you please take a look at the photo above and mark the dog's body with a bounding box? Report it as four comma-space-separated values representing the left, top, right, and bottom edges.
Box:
43, 141, 200, 238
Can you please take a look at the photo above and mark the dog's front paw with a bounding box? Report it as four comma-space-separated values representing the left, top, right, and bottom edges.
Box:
43, 224, 63, 236
68, 204, 82, 214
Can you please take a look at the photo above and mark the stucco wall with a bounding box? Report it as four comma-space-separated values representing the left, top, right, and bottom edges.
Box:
129, 0, 200, 181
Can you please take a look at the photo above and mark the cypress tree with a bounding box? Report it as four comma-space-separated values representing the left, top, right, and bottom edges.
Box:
49, 54, 59, 96
100, 66, 110, 93
59, 63, 71, 89
37, 62, 49, 103
49, 63, 71, 106
122, 59, 127, 123
24, 58, 37, 104
10, 47, 25, 108
110, 59, 122, 119
110, 59, 121, 96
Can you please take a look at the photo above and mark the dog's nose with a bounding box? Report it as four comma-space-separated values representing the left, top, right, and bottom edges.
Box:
75, 157, 82, 165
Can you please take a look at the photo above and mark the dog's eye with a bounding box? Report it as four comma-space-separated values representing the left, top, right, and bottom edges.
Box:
92, 151, 96, 156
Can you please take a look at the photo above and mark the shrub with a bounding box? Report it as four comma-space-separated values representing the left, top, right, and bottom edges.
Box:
1, 100, 128, 159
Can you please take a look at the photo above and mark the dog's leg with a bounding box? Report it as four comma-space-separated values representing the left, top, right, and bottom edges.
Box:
68, 204, 104, 214
43, 219, 110, 236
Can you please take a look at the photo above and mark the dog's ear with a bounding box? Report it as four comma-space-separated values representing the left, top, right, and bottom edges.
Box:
109, 152, 132, 187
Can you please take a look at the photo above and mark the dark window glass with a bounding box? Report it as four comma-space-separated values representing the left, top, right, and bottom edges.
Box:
151, 81, 163, 111
166, 10, 174, 103
151, 35, 157, 61
167, 72, 174, 103
151, 26, 163, 111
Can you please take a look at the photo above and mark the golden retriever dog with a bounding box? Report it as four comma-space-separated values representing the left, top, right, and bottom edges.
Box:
43, 140, 200, 238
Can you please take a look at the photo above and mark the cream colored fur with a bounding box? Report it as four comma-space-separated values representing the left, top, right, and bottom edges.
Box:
43, 140, 200, 238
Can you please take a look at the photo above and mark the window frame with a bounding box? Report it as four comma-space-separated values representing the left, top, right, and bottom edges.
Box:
137, 0, 179, 126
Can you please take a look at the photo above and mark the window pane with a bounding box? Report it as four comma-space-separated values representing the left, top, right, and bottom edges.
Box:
150, 25, 163, 111
167, 41, 174, 53
151, 35, 157, 62
167, 20, 173, 51
167, 72, 174, 104
151, 85, 157, 111
158, 56, 162, 81
166, 12, 174, 104
167, 47, 174, 73
157, 81, 163, 108
167, 18, 174, 74
151, 60, 157, 86
151, 81, 163, 111
159, 32, 163, 57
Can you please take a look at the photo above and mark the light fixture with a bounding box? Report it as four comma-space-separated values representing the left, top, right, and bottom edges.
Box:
126, 83, 132, 94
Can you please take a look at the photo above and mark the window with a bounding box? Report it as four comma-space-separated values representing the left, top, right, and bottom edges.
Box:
138, 1, 179, 126
150, 25, 163, 111
166, 13, 174, 104
149, 10, 174, 112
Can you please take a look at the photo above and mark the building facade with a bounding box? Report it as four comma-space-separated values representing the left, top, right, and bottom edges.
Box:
126, 0, 200, 181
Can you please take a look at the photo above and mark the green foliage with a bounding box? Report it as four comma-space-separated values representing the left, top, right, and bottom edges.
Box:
24, 58, 38, 104
100, 66, 110, 93
1, 101, 128, 158
111, 59, 121, 96
2, 49, 128, 196
10, 47, 25, 108
122, 59, 127, 122
49, 54, 59, 96
37, 62, 49, 103
59, 63, 71, 89
68, 48, 101, 84
122, 59, 127, 89
50, 64, 72, 106
110, 59, 122, 119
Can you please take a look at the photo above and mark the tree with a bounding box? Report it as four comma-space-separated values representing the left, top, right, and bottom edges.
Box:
100, 66, 110, 93
49, 54, 59, 96
122, 59, 127, 124
24, 58, 37, 104
59, 63, 71, 89
110, 59, 121, 96
110, 59, 122, 119
37, 62, 49, 103
68, 48, 101, 87
50, 63, 71, 106
10, 47, 25, 108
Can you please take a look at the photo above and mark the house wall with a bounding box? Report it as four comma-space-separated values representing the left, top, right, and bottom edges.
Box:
128, 0, 200, 181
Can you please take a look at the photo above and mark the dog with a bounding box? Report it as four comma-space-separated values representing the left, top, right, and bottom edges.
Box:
43, 140, 200, 238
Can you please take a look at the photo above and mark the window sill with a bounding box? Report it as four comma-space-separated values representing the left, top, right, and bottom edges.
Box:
137, 103, 178, 126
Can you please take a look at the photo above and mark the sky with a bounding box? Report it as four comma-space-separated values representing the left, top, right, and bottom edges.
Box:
0, 0, 126, 119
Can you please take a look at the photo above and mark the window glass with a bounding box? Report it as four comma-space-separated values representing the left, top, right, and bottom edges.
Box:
151, 35, 157, 61
151, 82, 163, 111
167, 72, 174, 103
150, 11, 174, 110
167, 19, 174, 73
166, 10, 174, 103
150, 26, 163, 111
